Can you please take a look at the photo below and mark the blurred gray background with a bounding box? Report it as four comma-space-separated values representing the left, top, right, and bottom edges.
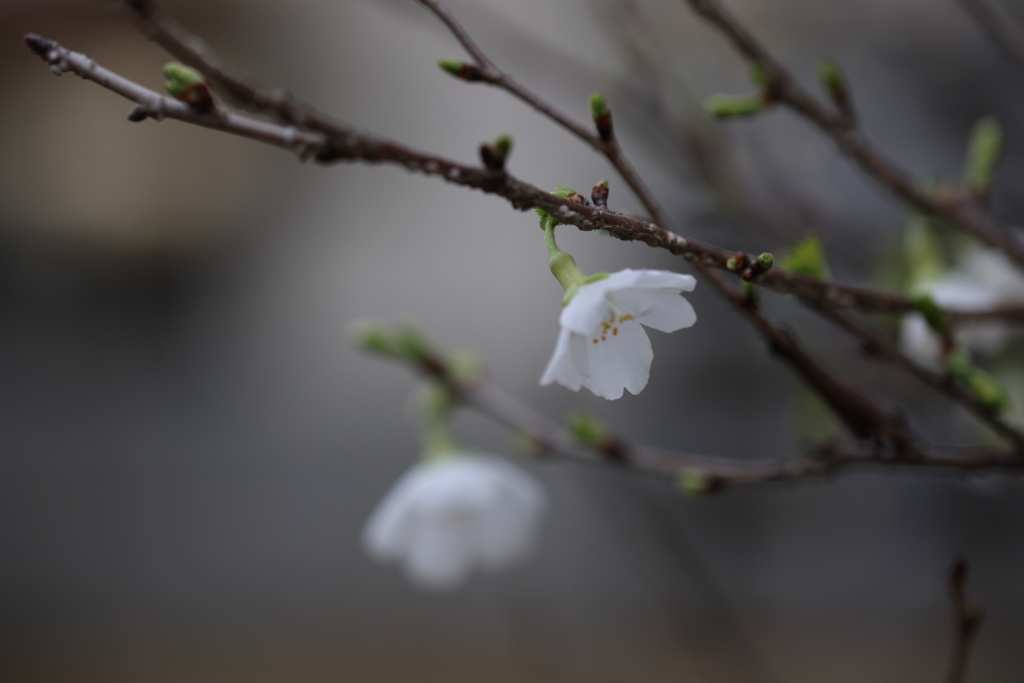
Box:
1, 0, 1023, 681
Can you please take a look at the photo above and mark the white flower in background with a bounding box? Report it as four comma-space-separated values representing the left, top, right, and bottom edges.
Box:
362, 454, 546, 591
541, 268, 697, 400
900, 248, 1024, 367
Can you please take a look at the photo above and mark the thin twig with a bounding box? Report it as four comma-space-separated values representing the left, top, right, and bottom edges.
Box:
25, 32, 964, 322
958, 0, 1024, 68
809, 304, 1024, 450
378, 344, 1024, 484
944, 555, 985, 683
414, 0, 674, 231
681, 0, 1024, 269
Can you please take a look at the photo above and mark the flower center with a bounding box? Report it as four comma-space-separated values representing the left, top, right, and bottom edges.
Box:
591, 312, 633, 344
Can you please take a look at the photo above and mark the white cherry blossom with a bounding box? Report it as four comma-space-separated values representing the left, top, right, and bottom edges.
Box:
541, 268, 697, 400
900, 248, 1024, 367
362, 454, 546, 591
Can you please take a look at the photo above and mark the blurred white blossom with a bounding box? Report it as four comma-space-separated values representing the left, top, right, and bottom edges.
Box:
362, 454, 546, 591
900, 248, 1024, 366
541, 269, 697, 400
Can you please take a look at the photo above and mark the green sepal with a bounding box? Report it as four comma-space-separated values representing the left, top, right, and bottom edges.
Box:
910, 294, 949, 335
582, 272, 609, 285
782, 235, 830, 279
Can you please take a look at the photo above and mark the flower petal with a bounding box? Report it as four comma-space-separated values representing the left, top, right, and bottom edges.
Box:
540, 327, 588, 390
613, 269, 696, 292
608, 287, 697, 332
403, 519, 474, 591
361, 466, 433, 561
581, 318, 652, 400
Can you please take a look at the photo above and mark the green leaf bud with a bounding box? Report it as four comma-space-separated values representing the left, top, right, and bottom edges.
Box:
964, 117, 1003, 196
750, 62, 772, 89
589, 92, 608, 120
756, 252, 775, 271
782, 235, 830, 279
676, 470, 719, 496
164, 62, 213, 110
350, 319, 396, 356
568, 410, 612, 448
910, 293, 950, 334
704, 93, 765, 119
393, 324, 432, 364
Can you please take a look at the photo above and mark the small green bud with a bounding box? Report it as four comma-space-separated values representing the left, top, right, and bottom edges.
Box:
966, 370, 1010, 413
750, 63, 772, 89
726, 257, 739, 271
589, 93, 614, 141
911, 293, 950, 334
756, 252, 775, 270
480, 133, 513, 171
164, 62, 213, 110
964, 117, 1003, 196
704, 93, 765, 119
164, 62, 204, 93
393, 325, 432, 364
447, 350, 484, 384
437, 59, 485, 81
818, 58, 844, 93
438, 60, 463, 76
492, 134, 512, 158
676, 470, 718, 496
554, 185, 576, 199
945, 350, 972, 381
904, 215, 945, 287
350, 319, 396, 356
782, 235, 830, 279
945, 351, 1010, 413
568, 410, 612, 448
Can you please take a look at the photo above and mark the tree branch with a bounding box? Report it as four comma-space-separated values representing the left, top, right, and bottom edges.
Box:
367, 335, 1024, 486
944, 555, 985, 683
681, 0, 1024, 269
958, 0, 1024, 69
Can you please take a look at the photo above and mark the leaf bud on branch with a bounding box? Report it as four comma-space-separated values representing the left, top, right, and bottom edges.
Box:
438, 59, 486, 81
589, 92, 614, 142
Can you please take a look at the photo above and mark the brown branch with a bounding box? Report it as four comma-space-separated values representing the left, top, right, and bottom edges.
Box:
809, 304, 1024, 450
414, 0, 674, 231
26, 12, 1024, 461
944, 555, 985, 683
26, 31, 946, 321
682, 0, 1024, 269
958, 0, 1024, 68
370, 340, 1024, 485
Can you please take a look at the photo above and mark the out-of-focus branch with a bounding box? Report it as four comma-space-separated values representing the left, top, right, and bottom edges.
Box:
944, 555, 985, 683
362, 333, 1024, 485
414, 0, 673, 231
681, 0, 1024, 269
958, 0, 1024, 68
809, 305, 1024, 450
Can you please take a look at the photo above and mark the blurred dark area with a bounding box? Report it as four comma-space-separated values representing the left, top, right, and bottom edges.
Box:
1, 0, 1023, 681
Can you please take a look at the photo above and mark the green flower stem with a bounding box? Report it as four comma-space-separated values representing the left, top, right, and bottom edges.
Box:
544, 224, 585, 292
